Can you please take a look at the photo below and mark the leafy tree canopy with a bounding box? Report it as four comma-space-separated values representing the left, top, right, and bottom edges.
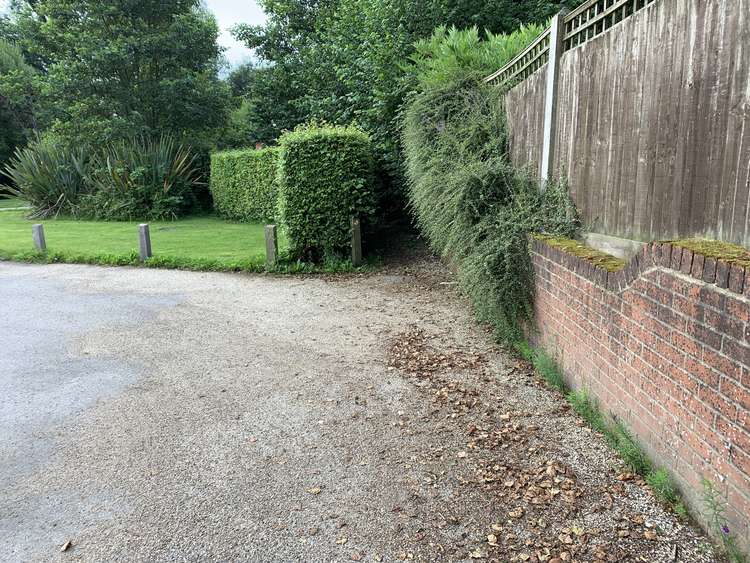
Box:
231, 0, 580, 204
0, 38, 36, 170
3, 0, 231, 148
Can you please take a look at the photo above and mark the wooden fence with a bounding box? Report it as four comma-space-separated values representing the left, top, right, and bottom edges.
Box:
489, 0, 750, 246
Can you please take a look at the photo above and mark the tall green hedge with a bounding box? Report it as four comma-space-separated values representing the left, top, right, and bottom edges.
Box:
210, 147, 279, 222
278, 124, 376, 259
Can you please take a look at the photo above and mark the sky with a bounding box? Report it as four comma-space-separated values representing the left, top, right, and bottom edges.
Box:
0, 0, 267, 69
205, 0, 267, 68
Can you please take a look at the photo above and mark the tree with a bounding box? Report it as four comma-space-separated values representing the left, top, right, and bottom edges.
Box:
0, 38, 36, 172
232, 0, 582, 206
4, 0, 231, 147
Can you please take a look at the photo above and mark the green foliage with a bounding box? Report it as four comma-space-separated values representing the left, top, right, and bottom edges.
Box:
409, 24, 545, 88
530, 348, 566, 392
3, 0, 230, 148
526, 346, 692, 519
646, 469, 679, 506
210, 147, 279, 222
611, 421, 651, 475
702, 479, 748, 563
566, 390, 608, 434
220, 64, 289, 147
232, 0, 579, 204
4, 135, 202, 220
277, 123, 376, 259
78, 136, 203, 221
2, 137, 89, 218
0, 38, 36, 172
403, 64, 578, 341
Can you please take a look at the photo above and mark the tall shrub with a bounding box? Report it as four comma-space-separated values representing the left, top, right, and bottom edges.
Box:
210, 147, 278, 222
2, 138, 90, 218
402, 29, 579, 343
278, 123, 376, 260
79, 135, 203, 220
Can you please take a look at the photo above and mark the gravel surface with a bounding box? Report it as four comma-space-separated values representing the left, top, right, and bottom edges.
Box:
0, 256, 720, 562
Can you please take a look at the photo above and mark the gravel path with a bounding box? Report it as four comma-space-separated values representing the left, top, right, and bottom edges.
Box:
0, 257, 719, 562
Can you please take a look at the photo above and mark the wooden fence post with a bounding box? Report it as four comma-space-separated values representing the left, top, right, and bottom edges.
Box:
540, 10, 567, 190
351, 217, 362, 267
32, 224, 46, 252
265, 225, 278, 269
138, 224, 152, 261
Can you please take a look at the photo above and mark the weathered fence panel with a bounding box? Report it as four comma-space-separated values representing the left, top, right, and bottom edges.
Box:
504, 68, 547, 176
503, 0, 750, 246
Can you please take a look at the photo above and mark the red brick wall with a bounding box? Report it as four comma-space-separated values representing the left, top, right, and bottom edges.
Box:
530, 239, 750, 543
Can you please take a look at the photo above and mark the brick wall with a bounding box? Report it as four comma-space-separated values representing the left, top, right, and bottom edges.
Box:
530, 238, 750, 544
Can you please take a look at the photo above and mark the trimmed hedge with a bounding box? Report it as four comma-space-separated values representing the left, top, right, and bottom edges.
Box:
210, 147, 279, 222
278, 124, 376, 259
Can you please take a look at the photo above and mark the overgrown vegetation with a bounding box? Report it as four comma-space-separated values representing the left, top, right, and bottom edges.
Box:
210, 147, 279, 222
229, 0, 582, 205
0, 38, 36, 176
3, 135, 203, 220
402, 27, 579, 343
79, 136, 203, 221
702, 478, 748, 563
1, 0, 229, 150
277, 123, 376, 260
2, 137, 89, 218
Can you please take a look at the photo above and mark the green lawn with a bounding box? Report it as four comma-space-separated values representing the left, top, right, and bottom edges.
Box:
0, 197, 29, 209
0, 210, 284, 271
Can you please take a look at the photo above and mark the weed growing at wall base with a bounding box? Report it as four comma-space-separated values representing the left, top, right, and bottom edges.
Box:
702, 479, 748, 563
519, 344, 690, 517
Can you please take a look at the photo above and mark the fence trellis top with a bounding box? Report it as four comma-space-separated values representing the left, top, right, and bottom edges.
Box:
485, 0, 659, 86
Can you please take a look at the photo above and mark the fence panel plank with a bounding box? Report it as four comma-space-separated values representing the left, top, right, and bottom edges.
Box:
502, 0, 750, 246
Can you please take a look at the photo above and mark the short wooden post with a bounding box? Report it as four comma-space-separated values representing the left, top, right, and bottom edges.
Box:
138, 224, 152, 261
32, 224, 46, 252
264, 225, 278, 268
540, 10, 567, 190
351, 217, 362, 267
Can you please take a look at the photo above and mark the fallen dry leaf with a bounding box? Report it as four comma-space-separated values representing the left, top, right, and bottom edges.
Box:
306, 487, 322, 495
508, 507, 524, 519
61, 540, 72, 552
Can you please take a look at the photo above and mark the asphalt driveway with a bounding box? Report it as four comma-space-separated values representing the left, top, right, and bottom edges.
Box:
0, 261, 718, 562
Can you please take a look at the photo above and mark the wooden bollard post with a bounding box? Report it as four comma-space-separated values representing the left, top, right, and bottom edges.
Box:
351, 217, 362, 267
138, 224, 152, 261
265, 225, 278, 269
32, 224, 46, 252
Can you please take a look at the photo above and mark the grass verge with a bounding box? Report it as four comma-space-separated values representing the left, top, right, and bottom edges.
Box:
0, 210, 375, 274
0, 196, 29, 209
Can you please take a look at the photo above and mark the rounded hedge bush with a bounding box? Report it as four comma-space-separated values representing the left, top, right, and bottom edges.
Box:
210, 147, 279, 222
278, 123, 376, 259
